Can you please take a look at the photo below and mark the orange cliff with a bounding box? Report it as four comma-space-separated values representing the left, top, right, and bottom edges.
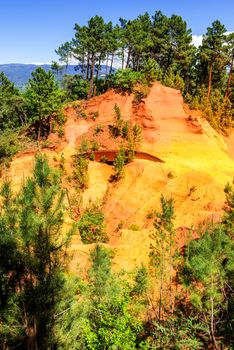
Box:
3, 82, 234, 273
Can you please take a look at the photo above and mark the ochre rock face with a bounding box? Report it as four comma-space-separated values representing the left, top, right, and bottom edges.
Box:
3, 82, 234, 273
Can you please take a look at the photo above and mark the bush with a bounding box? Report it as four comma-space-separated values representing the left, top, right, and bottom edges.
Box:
110, 69, 143, 93
133, 85, 150, 104
62, 74, 89, 101
78, 205, 107, 244
0, 129, 29, 165
90, 139, 100, 151
73, 153, 89, 189
163, 67, 185, 92
109, 147, 126, 182
141, 58, 162, 85
93, 124, 104, 136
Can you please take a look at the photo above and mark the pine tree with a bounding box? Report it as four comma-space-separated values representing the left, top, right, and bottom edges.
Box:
150, 196, 176, 321
0, 154, 74, 349
55, 245, 143, 350
0, 72, 26, 130
182, 226, 234, 349
199, 20, 227, 100
25, 67, 63, 140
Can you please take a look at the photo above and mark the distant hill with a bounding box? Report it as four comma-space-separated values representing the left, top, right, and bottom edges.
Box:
0, 63, 111, 89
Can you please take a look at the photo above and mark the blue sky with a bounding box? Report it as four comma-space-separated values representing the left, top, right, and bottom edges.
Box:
0, 0, 233, 64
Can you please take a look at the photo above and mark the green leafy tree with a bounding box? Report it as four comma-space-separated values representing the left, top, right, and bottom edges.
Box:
223, 181, 234, 239
0, 72, 26, 130
25, 67, 63, 140
150, 196, 176, 321
55, 41, 72, 72
182, 226, 234, 349
56, 245, 143, 350
224, 32, 234, 100
62, 74, 89, 101
0, 154, 74, 349
199, 20, 227, 100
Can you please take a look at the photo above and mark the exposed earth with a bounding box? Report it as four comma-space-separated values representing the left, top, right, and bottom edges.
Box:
3, 82, 234, 273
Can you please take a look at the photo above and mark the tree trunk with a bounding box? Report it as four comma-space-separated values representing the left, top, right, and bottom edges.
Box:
210, 276, 218, 350
88, 56, 95, 99
104, 55, 109, 85
110, 51, 114, 74
95, 56, 101, 94
126, 47, 131, 68
86, 54, 90, 82
136, 54, 140, 71
225, 57, 234, 100
207, 62, 213, 100
121, 48, 125, 69
81, 52, 85, 80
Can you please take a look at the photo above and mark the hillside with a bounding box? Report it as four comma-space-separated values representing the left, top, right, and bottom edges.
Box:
4, 82, 234, 272
0, 63, 109, 88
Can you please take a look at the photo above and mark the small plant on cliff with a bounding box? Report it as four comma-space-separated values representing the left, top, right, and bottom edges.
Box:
109, 147, 126, 182
73, 153, 89, 189
78, 205, 107, 244
150, 196, 176, 320
109, 104, 124, 138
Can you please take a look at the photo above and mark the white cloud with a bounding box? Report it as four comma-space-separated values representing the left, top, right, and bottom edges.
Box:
192, 31, 234, 49
192, 35, 203, 48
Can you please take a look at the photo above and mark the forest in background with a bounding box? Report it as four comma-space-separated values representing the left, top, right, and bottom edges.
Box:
0, 9, 234, 350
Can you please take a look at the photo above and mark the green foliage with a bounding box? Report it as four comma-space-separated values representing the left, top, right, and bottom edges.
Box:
110, 147, 126, 181
182, 226, 234, 348
56, 245, 144, 350
73, 153, 89, 189
163, 67, 185, 91
90, 139, 100, 151
132, 265, 149, 297
0, 154, 74, 349
78, 205, 107, 244
62, 74, 89, 101
79, 137, 90, 153
188, 86, 233, 134
25, 67, 63, 139
110, 68, 143, 93
141, 58, 162, 84
0, 129, 29, 166
100, 155, 108, 163
147, 315, 203, 349
109, 103, 124, 138
128, 223, 140, 231
0, 72, 27, 131
150, 196, 176, 320
93, 124, 104, 136
223, 181, 234, 238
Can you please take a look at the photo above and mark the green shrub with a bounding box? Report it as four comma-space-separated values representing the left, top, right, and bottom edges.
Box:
78, 205, 107, 244
0, 129, 29, 165
110, 147, 126, 182
62, 74, 89, 101
93, 124, 104, 136
128, 224, 140, 231
79, 138, 89, 154
89, 152, 95, 161
73, 154, 89, 189
110, 69, 143, 93
80, 111, 88, 119
100, 155, 108, 163
163, 67, 185, 92
141, 58, 162, 84
91, 111, 99, 121
90, 139, 100, 151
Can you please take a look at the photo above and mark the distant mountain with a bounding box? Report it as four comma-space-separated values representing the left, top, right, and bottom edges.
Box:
0, 63, 111, 89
